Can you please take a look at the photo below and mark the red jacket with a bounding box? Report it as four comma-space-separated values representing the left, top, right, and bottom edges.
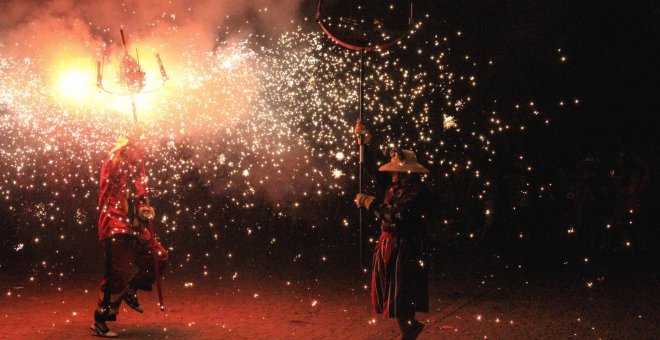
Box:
97, 140, 149, 240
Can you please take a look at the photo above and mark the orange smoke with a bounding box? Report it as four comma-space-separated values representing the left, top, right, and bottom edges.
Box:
1, 0, 302, 131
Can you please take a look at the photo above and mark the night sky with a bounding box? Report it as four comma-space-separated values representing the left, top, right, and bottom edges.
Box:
430, 1, 660, 149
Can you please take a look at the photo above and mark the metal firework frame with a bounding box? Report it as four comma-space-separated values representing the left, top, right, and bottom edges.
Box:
96, 29, 169, 123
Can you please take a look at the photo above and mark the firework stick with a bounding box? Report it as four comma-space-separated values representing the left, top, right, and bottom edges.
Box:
96, 61, 103, 89
147, 218, 165, 311
156, 53, 169, 81
120, 29, 128, 55
358, 48, 364, 270
130, 93, 138, 125
358, 123, 363, 270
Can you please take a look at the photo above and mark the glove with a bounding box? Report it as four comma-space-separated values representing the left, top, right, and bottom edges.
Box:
137, 226, 153, 242
138, 205, 155, 221
355, 121, 372, 145
355, 193, 375, 209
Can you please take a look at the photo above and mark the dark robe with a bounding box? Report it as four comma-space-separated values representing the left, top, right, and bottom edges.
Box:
363, 146, 432, 318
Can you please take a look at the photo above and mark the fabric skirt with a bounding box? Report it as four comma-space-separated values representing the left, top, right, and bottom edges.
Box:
371, 231, 429, 318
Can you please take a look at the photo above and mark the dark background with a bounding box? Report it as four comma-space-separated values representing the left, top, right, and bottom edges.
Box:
435, 0, 660, 149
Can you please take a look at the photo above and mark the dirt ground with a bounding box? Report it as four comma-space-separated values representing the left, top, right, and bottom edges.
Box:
0, 253, 658, 339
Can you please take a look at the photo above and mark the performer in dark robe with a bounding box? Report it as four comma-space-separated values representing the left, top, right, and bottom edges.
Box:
354, 122, 433, 340
92, 127, 168, 338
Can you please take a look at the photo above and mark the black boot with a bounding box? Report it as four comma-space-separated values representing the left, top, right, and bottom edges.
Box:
122, 287, 144, 313
91, 310, 118, 338
398, 318, 425, 340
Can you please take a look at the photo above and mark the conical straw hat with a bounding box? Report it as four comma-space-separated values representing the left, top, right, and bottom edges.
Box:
378, 149, 429, 174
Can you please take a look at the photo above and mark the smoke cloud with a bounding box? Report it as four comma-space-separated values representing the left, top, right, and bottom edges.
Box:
0, 0, 350, 208
0, 0, 305, 107
1, 0, 304, 52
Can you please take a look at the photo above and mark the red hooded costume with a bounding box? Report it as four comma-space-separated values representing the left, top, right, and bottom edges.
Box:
98, 138, 150, 241
95, 137, 168, 323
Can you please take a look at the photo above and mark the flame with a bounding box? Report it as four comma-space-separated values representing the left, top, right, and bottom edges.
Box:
31, 31, 260, 129
50, 53, 97, 109
57, 70, 91, 100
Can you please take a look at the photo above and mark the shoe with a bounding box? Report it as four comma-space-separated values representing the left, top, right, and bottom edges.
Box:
90, 321, 119, 338
122, 288, 144, 313
402, 320, 425, 340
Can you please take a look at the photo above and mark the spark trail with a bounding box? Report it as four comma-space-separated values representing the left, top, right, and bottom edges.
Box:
0, 20, 542, 277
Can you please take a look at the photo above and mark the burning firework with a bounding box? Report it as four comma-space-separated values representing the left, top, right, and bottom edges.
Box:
0, 2, 545, 279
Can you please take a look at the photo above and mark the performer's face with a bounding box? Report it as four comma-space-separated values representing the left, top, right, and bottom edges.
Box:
392, 172, 417, 184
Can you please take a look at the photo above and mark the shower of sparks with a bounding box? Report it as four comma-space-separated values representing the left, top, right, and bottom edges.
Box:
443, 114, 457, 130
0, 17, 547, 277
